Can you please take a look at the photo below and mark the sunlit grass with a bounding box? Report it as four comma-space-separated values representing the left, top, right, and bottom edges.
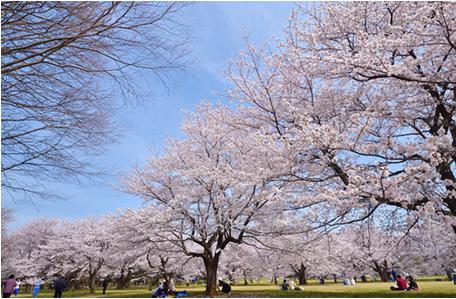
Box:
15, 280, 456, 297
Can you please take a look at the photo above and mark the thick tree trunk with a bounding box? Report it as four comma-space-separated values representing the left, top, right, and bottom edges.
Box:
333, 274, 337, 283
203, 255, 220, 297
291, 262, 308, 285
372, 260, 390, 282
89, 273, 97, 294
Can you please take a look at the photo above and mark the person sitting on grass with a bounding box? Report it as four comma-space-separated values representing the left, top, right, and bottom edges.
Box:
175, 291, 189, 298
287, 280, 303, 291
2, 274, 17, 298
406, 276, 419, 291
281, 279, 288, 291
391, 269, 397, 281
102, 277, 110, 295
390, 275, 408, 291
218, 280, 231, 294
152, 282, 168, 298
168, 279, 177, 296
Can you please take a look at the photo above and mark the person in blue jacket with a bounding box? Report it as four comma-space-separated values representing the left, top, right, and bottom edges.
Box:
32, 278, 41, 298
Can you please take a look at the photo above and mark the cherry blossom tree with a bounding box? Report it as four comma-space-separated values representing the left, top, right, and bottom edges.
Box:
121, 104, 284, 295
1, 208, 14, 279
219, 243, 264, 285
251, 226, 346, 285
335, 225, 404, 282
105, 249, 148, 289
226, 2, 456, 234
101, 218, 150, 289
37, 217, 116, 293
404, 219, 456, 279
256, 249, 287, 285
11, 218, 60, 282
5, 3, 456, 292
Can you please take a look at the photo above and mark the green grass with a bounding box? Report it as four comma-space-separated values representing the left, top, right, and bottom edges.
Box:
14, 281, 456, 298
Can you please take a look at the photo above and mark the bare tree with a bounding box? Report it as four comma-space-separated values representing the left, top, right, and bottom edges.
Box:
1, 2, 191, 200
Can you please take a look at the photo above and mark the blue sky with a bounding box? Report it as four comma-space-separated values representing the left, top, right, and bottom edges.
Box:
3, 2, 296, 229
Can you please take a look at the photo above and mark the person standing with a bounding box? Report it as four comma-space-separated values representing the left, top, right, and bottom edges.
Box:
13, 280, 21, 297
452, 269, 456, 285
53, 276, 67, 298
102, 277, 110, 295
32, 278, 41, 298
2, 275, 17, 298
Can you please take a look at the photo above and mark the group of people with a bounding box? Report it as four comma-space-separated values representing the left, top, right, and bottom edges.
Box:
277, 273, 419, 293
152, 279, 188, 298
390, 275, 419, 291
281, 279, 303, 291
342, 278, 356, 286
2, 272, 425, 297
1, 274, 67, 298
152, 279, 231, 298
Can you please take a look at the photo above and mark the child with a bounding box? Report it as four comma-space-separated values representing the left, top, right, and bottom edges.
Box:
13, 280, 20, 297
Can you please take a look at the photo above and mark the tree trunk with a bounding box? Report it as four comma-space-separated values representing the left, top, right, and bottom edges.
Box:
148, 278, 158, 291
372, 260, 390, 282
243, 270, 248, 285
89, 273, 97, 294
203, 254, 220, 297
291, 262, 308, 285
333, 274, 337, 283
445, 268, 453, 281
116, 276, 131, 289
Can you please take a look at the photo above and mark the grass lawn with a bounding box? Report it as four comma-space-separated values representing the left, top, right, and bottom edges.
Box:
14, 280, 456, 298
